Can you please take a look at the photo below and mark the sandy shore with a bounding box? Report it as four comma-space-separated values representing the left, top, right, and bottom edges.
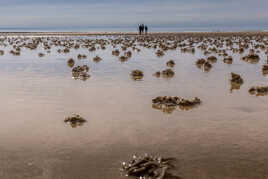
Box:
1, 31, 268, 36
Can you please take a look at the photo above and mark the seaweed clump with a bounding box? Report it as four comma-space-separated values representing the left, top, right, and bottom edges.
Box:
162, 69, 175, 78
121, 154, 177, 179
262, 64, 268, 75
207, 56, 217, 63
93, 56, 102, 63
195, 58, 212, 72
152, 96, 201, 113
230, 73, 243, 92
131, 70, 144, 80
153, 69, 175, 78
242, 54, 260, 64
249, 86, 268, 96
112, 49, 120, 56
223, 56, 233, 64
166, 60, 175, 67
67, 58, 75, 68
72, 65, 90, 81
64, 114, 87, 128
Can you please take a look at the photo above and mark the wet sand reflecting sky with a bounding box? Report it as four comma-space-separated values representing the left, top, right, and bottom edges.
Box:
0, 35, 268, 179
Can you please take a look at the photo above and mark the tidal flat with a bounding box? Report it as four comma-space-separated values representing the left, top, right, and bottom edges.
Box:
0, 32, 268, 179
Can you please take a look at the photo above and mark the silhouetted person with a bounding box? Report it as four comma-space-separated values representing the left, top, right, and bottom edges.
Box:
138, 24, 142, 35
145, 25, 148, 34
141, 24, 144, 34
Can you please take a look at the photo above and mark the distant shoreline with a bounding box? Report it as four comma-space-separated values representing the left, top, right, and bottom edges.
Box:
1, 31, 268, 36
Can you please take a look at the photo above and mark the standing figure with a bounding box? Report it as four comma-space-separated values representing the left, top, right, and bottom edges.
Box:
138, 24, 142, 35
145, 25, 148, 34
141, 24, 144, 34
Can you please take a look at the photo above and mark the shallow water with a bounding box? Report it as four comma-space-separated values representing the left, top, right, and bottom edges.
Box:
0, 35, 268, 179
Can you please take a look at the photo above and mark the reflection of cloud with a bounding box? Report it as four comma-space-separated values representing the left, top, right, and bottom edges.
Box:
0, 0, 268, 27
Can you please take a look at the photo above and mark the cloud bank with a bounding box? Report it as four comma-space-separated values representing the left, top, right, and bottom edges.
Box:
0, 0, 267, 28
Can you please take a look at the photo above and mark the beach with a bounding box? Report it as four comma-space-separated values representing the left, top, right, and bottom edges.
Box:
0, 32, 268, 179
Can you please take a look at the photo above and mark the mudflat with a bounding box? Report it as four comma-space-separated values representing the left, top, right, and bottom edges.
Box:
0, 32, 268, 179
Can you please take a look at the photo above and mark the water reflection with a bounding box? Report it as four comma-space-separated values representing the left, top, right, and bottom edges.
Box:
230, 82, 242, 93
1, 34, 268, 179
152, 104, 176, 114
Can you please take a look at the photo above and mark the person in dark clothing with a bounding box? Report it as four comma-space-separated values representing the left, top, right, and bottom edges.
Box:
145, 25, 148, 34
141, 24, 144, 34
138, 24, 142, 35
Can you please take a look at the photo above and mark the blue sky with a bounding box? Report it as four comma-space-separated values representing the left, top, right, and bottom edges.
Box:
0, 0, 267, 28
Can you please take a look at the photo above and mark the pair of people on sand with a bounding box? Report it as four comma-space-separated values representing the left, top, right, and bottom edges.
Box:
138, 24, 148, 35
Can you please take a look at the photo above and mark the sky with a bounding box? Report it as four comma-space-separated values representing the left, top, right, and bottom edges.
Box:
0, 0, 267, 29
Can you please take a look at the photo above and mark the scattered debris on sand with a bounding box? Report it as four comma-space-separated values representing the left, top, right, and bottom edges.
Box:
64, 114, 87, 128
121, 154, 177, 179
131, 70, 144, 80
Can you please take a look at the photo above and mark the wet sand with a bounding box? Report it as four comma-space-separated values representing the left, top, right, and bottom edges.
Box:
0, 32, 268, 179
